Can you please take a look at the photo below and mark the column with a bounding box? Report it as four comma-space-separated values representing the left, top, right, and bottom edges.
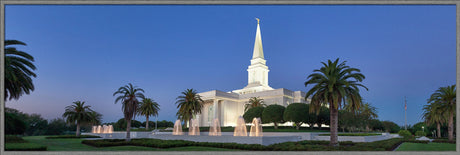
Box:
213, 99, 218, 119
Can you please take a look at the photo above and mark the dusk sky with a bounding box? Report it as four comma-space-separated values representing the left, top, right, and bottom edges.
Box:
5, 5, 456, 127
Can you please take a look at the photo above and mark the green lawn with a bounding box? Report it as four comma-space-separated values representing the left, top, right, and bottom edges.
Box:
21, 136, 237, 151
395, 142, 456, 151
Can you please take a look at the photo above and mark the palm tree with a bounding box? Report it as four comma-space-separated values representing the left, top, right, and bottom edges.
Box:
62, 101, 98, 136
244, 97, 266, 112
175, 89, 204, 128
427, 85, 456, 141
113, 83, 145, 141
422, 102, 446, 138
88, 111, 103, 126
360, 103, 378, 132
304, 58, 367, 146
138, 98, 160, 130
4, 40, 37, 101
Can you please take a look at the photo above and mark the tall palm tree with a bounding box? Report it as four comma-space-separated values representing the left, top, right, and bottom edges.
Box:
138, 98, 160, 130
62, 101, 98, 136
4, 40, 37, 101
113, 83, 145, 141
244, 97, 266, 112
422, 102, 446, 138
175, 89, 204, 128
304, 58, 367, 146
428, 85, 456, 141
360, 103, 378, 132
88, 111, 103, 126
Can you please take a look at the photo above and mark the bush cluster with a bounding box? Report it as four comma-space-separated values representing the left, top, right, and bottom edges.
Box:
82, 138, 406, 151
4, 135, 47, 151
432, 139, 456, 144
415, 131, 426, 137
5, 143, 47, 151
398, 130, 412, 139
319, 133, 381, 136
5, 135, 27, 143
45, 135, 101, 139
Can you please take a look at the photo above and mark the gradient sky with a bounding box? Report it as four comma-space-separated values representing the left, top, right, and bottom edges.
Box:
4, 5, 456, 127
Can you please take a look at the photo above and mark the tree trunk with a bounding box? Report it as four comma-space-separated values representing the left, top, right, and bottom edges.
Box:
318, 123, 322, 130
189, 118, 192, 130
309, 123, 314, 130
296, 123, 300, 130
274, 122, 278, 130
76, 121, 81, 137
146, 116, 149, 130
448, 112, 453, 141
330, 108, 339, 146
437, 122, 441, 138
366, 125, 369, 132
126, 119, 131, 141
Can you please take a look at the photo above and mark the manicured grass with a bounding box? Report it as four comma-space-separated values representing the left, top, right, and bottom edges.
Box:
395, 142, 456, 151
21, 136, 236, 151
319, 133, 381, 136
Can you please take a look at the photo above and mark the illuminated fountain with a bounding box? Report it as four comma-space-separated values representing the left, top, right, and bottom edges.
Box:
209, 118, 221, 136
233, 116, 247, 136
92, 126, 97, 133
97, 125, 102, 133
172, 120, 184, 135
92, 125, 113, 134
249, 117, 263, 137
188, 118, 200, 135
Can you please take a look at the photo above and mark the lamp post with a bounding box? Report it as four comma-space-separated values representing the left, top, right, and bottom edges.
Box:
422, 126, 424, 132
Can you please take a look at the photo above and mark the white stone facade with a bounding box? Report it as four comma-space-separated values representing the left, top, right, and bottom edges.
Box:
196, 20, 309, 127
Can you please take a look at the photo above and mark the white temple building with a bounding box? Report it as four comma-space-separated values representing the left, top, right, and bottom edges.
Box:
196, 19, 309, 127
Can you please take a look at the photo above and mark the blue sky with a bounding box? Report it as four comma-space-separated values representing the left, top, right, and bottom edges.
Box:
5, 5, 456, 127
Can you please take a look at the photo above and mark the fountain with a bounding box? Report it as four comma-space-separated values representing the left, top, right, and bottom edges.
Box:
102, 125, 108, 133
97, 125, 102, 133
108, 125, 113, 133
249, 117, 263, 137
92, 125, 113, 134
92, 126, 97, 133
172, 120, 184, 135
233, 116, 247, 136
188, 118, 200, 135
209, 118, 221, 136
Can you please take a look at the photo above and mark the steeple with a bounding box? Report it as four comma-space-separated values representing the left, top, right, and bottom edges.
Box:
232, 18, 274, 94
252, 18, 264, 59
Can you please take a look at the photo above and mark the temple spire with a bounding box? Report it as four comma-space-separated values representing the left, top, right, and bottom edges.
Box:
252, 18, 264, 59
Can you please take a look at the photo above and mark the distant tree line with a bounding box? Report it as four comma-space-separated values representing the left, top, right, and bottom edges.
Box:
5, 107, 88, 136
105, 118, 174, 131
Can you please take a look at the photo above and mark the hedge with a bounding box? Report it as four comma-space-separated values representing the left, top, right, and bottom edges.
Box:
5, 135, 27, 143
5, 143, 47, 151
45, 135, 101, 139
82, 138, 407, 151
432, 139, 456, 144
319, 133, 381, 136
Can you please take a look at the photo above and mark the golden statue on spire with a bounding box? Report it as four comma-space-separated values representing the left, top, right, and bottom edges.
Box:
255, 18, 260, 24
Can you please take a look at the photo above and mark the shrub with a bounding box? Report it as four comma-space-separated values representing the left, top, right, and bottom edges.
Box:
398, 130, 412, 139
46, 135, 101, 139
5, 143, 47, 151
5, 135, 27, 143
432, 139, 456, 144
415, 131, 426, 137
283, 103, 312, 130
243, 107, 264, 123
262, 104, 285, 129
